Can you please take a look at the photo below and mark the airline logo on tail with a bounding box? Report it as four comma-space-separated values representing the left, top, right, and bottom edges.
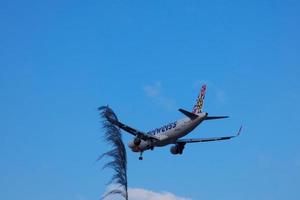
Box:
192, 84, 206, 114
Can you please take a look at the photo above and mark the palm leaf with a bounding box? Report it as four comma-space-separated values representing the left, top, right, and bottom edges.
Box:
98, 106, 128, 200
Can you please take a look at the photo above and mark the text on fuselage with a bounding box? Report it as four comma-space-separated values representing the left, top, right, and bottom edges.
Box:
147, 122, 177, 135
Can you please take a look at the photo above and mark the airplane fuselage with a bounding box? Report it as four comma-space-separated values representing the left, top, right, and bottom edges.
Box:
128, 112, 208, 152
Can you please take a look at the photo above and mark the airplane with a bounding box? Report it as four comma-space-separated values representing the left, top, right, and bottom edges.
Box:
105, 84, 242, 160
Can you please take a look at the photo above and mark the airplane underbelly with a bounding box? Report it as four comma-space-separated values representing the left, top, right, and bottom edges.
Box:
174, 119, 203, 138
155, 139, 174, 147
173, 126, 194, 138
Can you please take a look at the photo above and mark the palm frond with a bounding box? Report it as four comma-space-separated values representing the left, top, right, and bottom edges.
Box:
98, 106, 128, 200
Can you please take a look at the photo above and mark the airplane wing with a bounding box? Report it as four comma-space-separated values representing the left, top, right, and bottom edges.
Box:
108, 118, 159, 141
176, 126, 242, 144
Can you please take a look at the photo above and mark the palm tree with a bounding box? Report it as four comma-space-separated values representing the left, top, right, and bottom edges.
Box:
98, 106, 128, 200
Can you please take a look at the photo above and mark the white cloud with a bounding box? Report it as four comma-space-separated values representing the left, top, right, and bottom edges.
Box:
143, 81, 175, 110
128, 188, 191, 200
102, 186, 191, 200
143, 81, 162, 98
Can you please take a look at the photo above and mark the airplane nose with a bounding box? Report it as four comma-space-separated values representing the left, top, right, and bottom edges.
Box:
128, 141, 135, 148
128, 141, 140, 152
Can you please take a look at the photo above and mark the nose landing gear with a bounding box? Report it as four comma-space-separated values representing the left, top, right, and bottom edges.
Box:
139, 151, 143, 160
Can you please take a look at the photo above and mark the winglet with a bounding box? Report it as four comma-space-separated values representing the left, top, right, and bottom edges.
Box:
237, 125, 243, 136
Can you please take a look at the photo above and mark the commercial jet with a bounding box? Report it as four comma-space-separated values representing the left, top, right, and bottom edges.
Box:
107, 85, 242, 160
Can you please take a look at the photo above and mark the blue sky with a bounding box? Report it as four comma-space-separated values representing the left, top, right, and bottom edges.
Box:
1, 0, 300, 199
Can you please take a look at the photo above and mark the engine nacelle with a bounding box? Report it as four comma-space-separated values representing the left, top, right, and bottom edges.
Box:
170, 144, 185, 155
170, 145, 179, 155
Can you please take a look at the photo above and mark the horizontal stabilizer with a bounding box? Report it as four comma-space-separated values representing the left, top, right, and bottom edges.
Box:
178, 108, 198, 119
205, 116, 229, 120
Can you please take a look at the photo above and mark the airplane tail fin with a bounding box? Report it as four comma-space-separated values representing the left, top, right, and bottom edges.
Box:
192, 84, 206, 114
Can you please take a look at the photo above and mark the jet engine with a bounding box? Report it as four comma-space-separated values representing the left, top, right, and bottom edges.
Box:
170, 145, 179, 154
170, 144, 185, 155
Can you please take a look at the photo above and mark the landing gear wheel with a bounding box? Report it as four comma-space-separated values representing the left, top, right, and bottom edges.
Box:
139, 151, 144, 160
